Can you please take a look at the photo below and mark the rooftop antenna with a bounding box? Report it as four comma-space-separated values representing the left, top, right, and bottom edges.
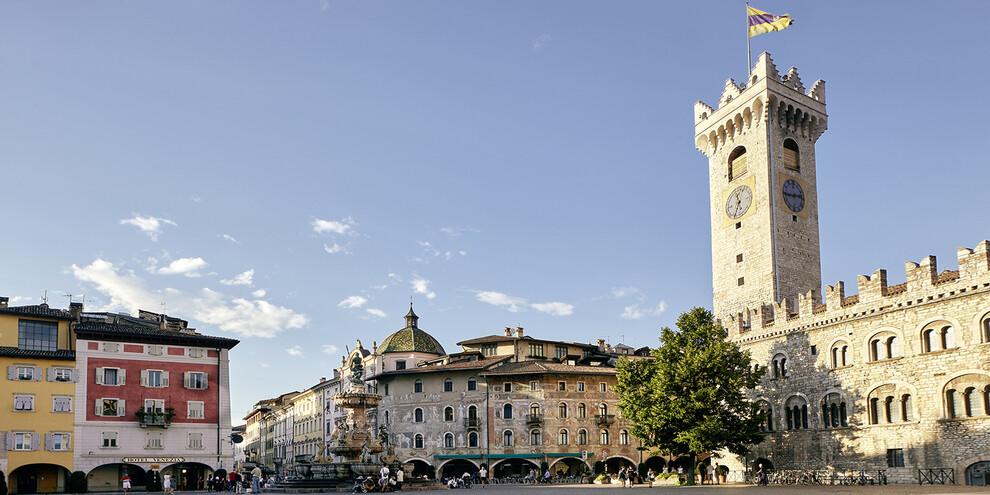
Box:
63, 294, 74, 304
161, 301, 168, 315
41, 290, 49, 305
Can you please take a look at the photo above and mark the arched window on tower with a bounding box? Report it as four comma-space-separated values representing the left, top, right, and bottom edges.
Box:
782, 138, 800, 171
728, 146, 748, 180
982, 315, 990, 343
772, 354, 787, 378
901, 394, 914, 422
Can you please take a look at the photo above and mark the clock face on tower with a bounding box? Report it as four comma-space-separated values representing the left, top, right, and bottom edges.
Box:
724, 185, 753, 219
782, 179, 805, 212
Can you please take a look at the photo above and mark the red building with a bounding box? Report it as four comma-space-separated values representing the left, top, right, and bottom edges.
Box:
73, 310, 238, 491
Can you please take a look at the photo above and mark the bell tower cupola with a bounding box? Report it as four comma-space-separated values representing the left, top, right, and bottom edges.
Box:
694, 52, 827, 332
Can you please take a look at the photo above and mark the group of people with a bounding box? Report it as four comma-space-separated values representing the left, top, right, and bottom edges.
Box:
374, 464, 403, 491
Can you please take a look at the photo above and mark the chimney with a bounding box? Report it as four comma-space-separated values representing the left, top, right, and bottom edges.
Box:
596, 339, 605, 351
69, 302, 84, 320
320, 377, 326, 383
0, 297, 8, 308
504, 327, 512, 337
605, 344, 612, 353
515, 327, 524, 338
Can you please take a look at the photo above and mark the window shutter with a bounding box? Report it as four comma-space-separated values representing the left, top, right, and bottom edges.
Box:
47, 368, 55, 382
5, 433, 14, 451
7, 366, 16, 380
31, 434, 40, 451
183, 372, 191, 389
95, 367, 104, 385
202, 372, 209, 389
95, 399, 103, 416
45, 434, 53, 451
162, 371, 170, 387
71, 369, 78, 383
141, 370, 149, 387
118, 399, 126, 417
32, 367, 42, 381
118, 369, 126, 385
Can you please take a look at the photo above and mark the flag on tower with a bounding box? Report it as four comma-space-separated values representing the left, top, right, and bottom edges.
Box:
747, 6, 793, 38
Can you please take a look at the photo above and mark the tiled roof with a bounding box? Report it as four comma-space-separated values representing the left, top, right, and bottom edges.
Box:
378, 327, 445, 355
0, 304, 75, 321
0, 346, 76, 361
480, 360, 616, 377
456, 334, 598, 349
74, 321, 239, 349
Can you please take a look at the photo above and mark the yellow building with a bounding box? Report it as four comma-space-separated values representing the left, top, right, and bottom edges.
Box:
1, 298, 80, 493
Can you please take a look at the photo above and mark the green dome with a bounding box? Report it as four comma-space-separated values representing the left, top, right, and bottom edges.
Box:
377, 305, 445, 355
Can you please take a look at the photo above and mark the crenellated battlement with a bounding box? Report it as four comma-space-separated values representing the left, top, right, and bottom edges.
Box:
724, 241, 990, 342
694, 52, 828, 158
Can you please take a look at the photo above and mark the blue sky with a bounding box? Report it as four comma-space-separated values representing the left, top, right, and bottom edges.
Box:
4, 1, 990, 421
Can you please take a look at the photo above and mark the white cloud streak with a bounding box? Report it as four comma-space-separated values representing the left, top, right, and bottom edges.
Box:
338, 296, 367, 309
312, 217, 355, 235
155, 257, 208, 277
120, 214, 177, 241
322, 345, 340, 355
365, 308, 387, 318
475, 291, 571, 315
72, 259, 308, 338
220, 269, 254, 286
286, 346, 303, 356
411, 278, 436, 300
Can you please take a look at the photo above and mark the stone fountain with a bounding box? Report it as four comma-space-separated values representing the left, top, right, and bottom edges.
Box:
328, 354, 384, 478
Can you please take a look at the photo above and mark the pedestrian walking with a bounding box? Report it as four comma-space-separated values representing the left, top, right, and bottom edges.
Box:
478, 466, 487, 487
618, 468, 627, 488
647, 468, 655, 488
163, 474, 172, 495
251, 465, 263, 493
122, 474, 131, 494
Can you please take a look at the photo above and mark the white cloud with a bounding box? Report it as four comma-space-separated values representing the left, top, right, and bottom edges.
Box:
459, 250, 467, 256
260, 363, 271, 368
251, 289, 267, 298
338, 296, 367, 309
220, 269, 254, 286
120, 214, 177, 241
155, 257, 208, 277
365, 308, 387, 318
312, 217, 355, 235
321, 345, 340, 355
439, 226, 481, 236
476, 291, 528, 312
323, 243, 349, 255
620, 300, 668, 320
530, 302, 574, 316
286, 345, 303, 356
72, 259, 308, 338
411, 278, 436, 300
9, 296, 33, 305
532, 35, 552, 50
219, 234, 240, 244
476, 290, 573, 316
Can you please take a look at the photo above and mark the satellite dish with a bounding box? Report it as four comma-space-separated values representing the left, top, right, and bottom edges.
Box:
231, 434, 244, 444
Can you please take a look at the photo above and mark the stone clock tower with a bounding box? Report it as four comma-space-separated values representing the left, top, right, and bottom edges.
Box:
694, 53, 827, 328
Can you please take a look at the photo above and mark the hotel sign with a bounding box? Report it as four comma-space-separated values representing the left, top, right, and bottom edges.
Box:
122, 457, 184, 463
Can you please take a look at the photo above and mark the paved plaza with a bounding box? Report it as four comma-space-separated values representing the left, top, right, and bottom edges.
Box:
445, 484, 987, 494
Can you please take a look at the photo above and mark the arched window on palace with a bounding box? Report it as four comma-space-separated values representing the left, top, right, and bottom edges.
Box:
558, 402, 568, 418
784, 396, 808, 430
530, 403, 541, 416
503, 403, 513, 419
922, 321, 955, 353
468, 405, 478, 420
772, 354, 787, 378
414, 379, 423, 393
469, 431, 479, 447
577, 403, 587, 419
444, 406, 454, 421
982, 314, 990, 343
503, 430, 513, 446
577, 429, 588, 445
820, 393, 848, 428
758, 401, 773, 432
530, 429, 541, 446
619, 430, 630, 445
868, 331, 900, 361
944, 374, 990, 419
867, 384, 913, 424
414, 434, 424, 449
558, 429, 569, 445
600, 429, 610, 445
414, 408, 423, 423
444, 433, 454, 448
728, 146, 748, 180
830, 341, 849, 368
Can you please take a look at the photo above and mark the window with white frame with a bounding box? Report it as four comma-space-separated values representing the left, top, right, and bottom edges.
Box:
47, 433, 70, 451
530, 381, 539, 391
95, 367, 125, 386
144, 399, 165, 413
101, 431, 118, 448
146, 431, 163, 449
188, 401, 205, 419
49, 367, 73, 382
599, 382, 607, 392
444, 433, 454, 448
12, 432, 35, 450
577, 381, 585, 392
53, 396, 72, 413
10, 365, 37, 381
96, 398, 125, 417
142, 370, 168, 388
188, 432, 204, 449
184, 371, 207, 390
14, 394, 34, 411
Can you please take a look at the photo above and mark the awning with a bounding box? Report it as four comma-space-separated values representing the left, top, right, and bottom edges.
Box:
435, 455, 483, 459
546, 453, 595, 458
486, 454, 542, 459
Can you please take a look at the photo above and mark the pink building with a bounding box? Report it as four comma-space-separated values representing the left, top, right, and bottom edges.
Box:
73, 310, 238, 491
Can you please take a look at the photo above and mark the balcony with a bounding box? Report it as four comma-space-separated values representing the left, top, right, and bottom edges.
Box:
136, 408, 174, 428
525, 414, 544, 426
463, 417, 481, 429
595, 414, 615, 427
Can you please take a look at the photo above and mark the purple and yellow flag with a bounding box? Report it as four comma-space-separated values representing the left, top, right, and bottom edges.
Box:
747, 6, 793, 38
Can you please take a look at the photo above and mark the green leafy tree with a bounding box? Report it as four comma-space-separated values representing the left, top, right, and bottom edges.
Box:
614, 307, 766, 485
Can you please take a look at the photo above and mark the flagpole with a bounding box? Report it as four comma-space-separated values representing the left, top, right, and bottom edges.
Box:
746, 2, 751, 80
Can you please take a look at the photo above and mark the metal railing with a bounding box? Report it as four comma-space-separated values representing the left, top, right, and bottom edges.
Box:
919, 468, 954, 485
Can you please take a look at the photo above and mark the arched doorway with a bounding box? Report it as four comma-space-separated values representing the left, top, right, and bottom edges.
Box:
604, 456, 634, 474
403, 459, 433, 479
967, 461, 990, 486
10, 464, 70, 493
162, 462, 214, 491
438, 459, 478, 479
548, 458, 587, 476
669, 456, 692, 473
491, 459, 538, 478
752, 458, 774, 473
87, 464, 147, 492
643, 456, 666, 473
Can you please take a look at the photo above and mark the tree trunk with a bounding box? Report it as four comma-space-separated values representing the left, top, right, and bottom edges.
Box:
687, 453, 696, 486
